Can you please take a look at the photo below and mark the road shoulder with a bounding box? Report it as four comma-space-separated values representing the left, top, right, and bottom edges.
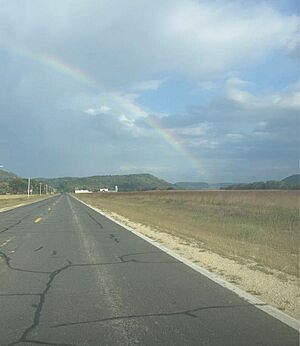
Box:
0, 195, 56, 213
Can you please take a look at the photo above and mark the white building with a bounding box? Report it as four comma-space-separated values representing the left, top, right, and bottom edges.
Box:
75, 189, 92, 194
99, 188, 109, 192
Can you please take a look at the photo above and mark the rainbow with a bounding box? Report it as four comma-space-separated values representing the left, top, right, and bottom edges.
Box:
145, 116, 204, 174
3, 42, 100, 90
2, 42, 204, 174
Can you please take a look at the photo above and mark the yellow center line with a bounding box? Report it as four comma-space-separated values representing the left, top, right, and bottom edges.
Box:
0, 236, 15, 248
34, 217, 42, 224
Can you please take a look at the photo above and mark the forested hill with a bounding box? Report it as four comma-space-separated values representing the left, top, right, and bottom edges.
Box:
175, 182, 236, 190
281, 174, 300, 186
0, 169, 42, 194
175, 182, 210, 190
1, 169, 298, 194
40, 174, 175, 192
0, 171, 175, 193
223, 174, 299, 190
0, 169, 18, 180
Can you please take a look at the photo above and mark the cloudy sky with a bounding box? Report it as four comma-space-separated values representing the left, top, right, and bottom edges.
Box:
0, 0, 299, 182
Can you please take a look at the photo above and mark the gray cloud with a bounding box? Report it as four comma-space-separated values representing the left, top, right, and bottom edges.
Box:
1, 0, 298, 85
146, 80, 299, 181
0, 0, 298, 182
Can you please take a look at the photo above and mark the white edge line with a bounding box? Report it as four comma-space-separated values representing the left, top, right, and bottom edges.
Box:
71, 194, 299, 332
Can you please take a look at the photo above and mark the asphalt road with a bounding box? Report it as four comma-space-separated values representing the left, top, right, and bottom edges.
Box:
0, 194, 298, 346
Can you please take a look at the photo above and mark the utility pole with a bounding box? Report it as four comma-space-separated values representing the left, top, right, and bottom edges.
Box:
39, 183, 42, 196
27, 178, 31, 197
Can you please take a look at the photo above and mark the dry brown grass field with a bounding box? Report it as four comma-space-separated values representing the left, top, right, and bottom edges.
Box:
76, 190, 299, 277
0, 195, 48, 210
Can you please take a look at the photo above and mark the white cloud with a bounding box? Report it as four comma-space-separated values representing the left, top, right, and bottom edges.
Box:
227, 88, 256, 105
268, 90, 300, 109
171, 123, 211, 137
119, 114, 135, 126
226, 77, 252, 88
108, 92, 148, 120
197, 81, 217, 91
188, 138, 218, 149
226, 133, 245, 140
84, 105, 111, 115
131, 78, 167, 91
252, 131, 272, 139
72, 91, 152, 137
74, 92, 148, 121
118, 114, 146, 137
258, 121, 268, 128
161, 1, 299, 76
225, 78, 300, 110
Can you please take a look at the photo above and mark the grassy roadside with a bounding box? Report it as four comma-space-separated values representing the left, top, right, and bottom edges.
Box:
0, 194, 51, 210
75, 190, 299, 277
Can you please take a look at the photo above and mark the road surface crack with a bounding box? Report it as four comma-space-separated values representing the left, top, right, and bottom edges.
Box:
5, 261, 73, 346
18, 340, 81, 346
0, 293, 40, 297
51, 303, 267, 329
1, 250, 178, 345
0, 197, 57, 235
0, 250, 51, 274
0, 214, 30, 234
86, 211, 103, 228
119, 251, 177, 264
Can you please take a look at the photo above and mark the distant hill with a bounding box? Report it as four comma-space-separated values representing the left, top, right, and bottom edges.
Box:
0, 169, 54, 194
0, 169, 18, 180
0, 171, 175, 194
0, 169, 27, 194
175, 181, 236, 190
1, 169, 298, 194
175, 182, 210, 190
209, 183, 237, 189
40, 173, 176, 192
282, 174, 300, 187
223, 174, 300, 190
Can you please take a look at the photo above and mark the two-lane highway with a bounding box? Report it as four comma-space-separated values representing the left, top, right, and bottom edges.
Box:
0, 194, 298, 345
